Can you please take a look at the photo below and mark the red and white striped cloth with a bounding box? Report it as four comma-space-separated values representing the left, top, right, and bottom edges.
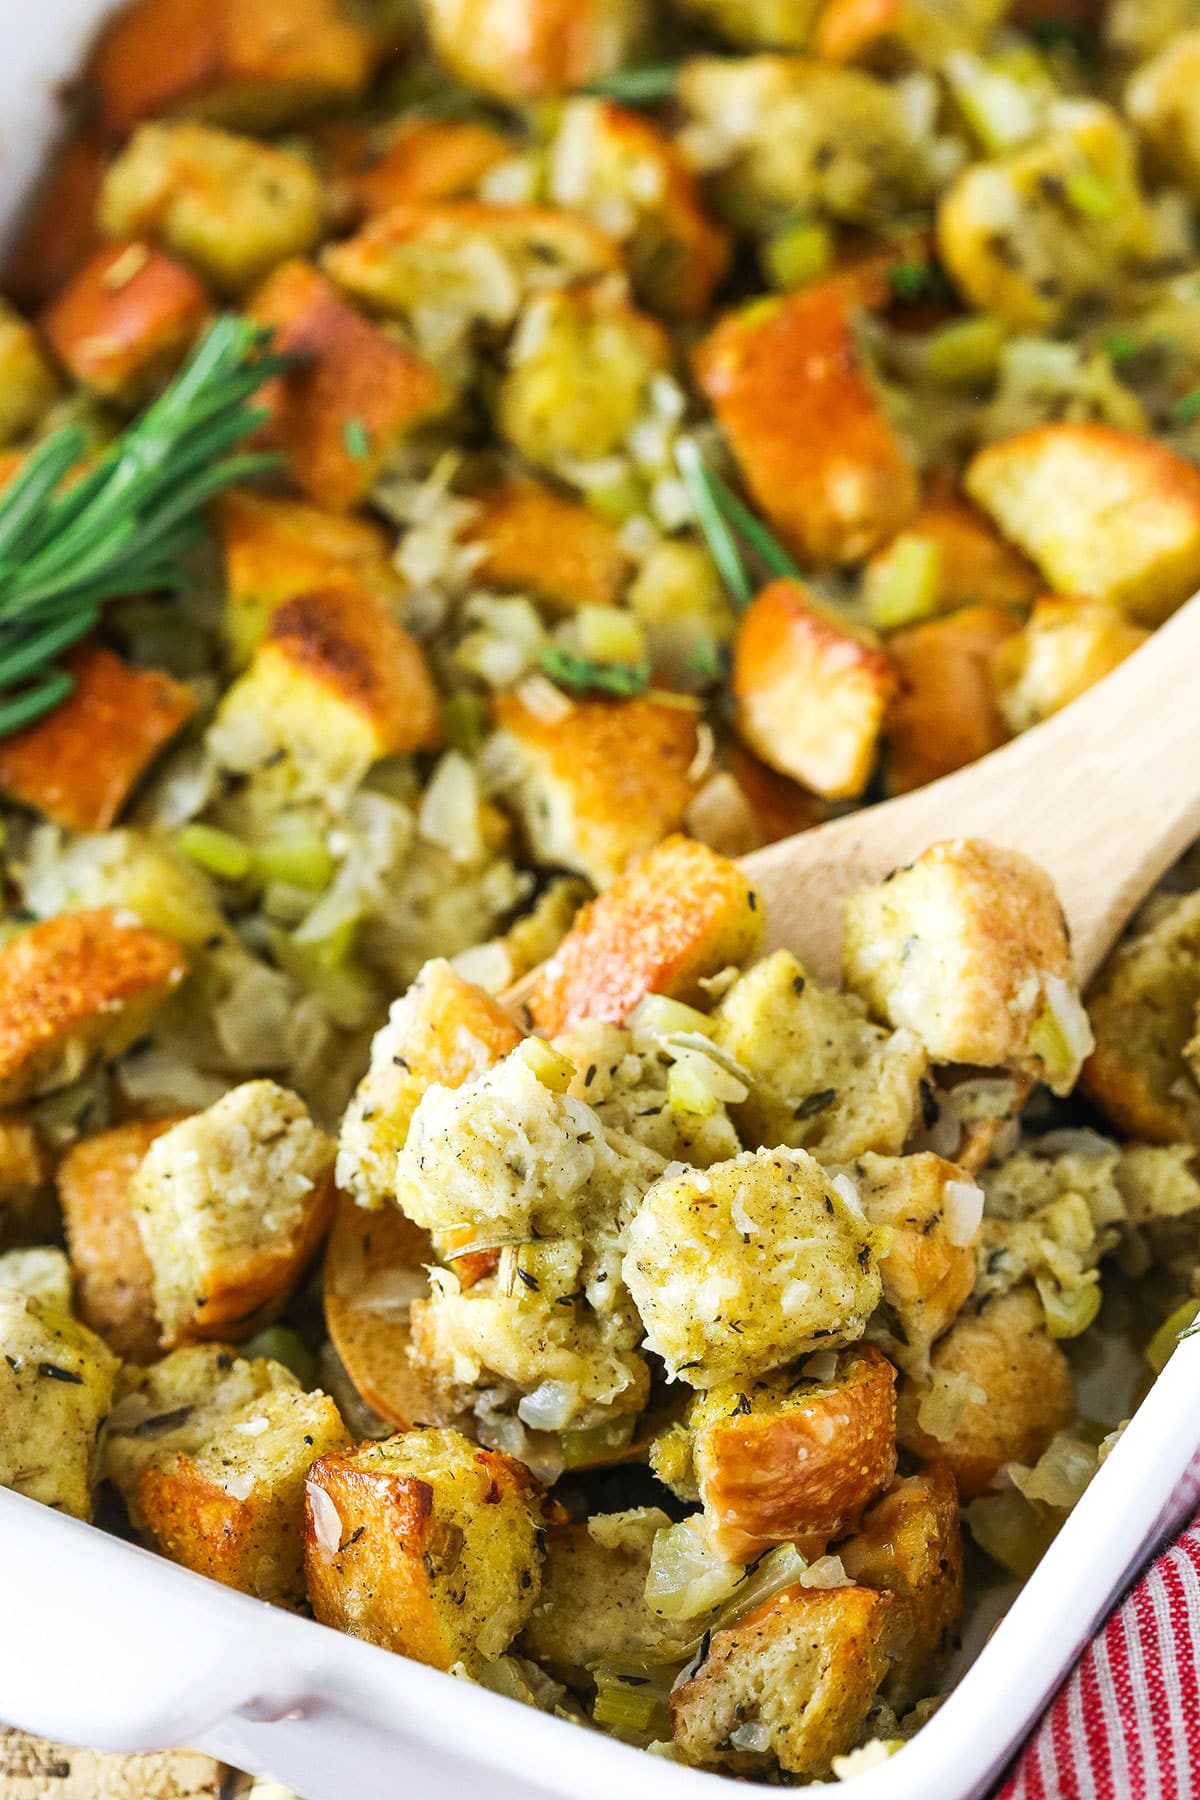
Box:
998, 1489, 1200, 1799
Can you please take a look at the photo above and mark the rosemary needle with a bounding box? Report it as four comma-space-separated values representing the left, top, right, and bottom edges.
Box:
582, 63, 681, 104
675, 440, 753, 611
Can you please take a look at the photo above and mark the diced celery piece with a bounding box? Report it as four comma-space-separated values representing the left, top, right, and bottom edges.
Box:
1065, 167, 1117, 220
560, 1414, 637, 1469
866, 534, 943, 631
946, 55, 1039, 152
252, 835, 334, 893
585, 473, 648, 524
441, 690, 489, 756
1145, 1298, 1200, 1374
177, 823, 252, 882
515, 1035, 576, 1093
924, 315, 1007, 386
762, 218, 832, 292
1037, 1275, 1102, 1340
591, 1662, 678, 1742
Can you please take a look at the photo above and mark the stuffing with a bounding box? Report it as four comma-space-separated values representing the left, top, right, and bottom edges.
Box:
129, 1080, 336, 1347
489, 689, 704, 889
850, 1152, 981, 1375
528, 836, 763, 1037
686, 1346, 898, 1562
415, 0, 648, 102
1126, 32, 1200, 197
991, 597, 1148, 735
884, 605, 1018, 795
247, 259, 446, 510
842, 839, 1088, 1092
520, 1507, 696, 1676
896, 1285, 1076, 1498
465, 479, 632, 613
0, 1116, 54, 1251
58, 1118, 185, 1362
732, 581, 896, 798
0, 909, 187, 1109
555, 1016, 741, 1170
623, 1146, 882, 1387
938, 102, 1154, 330
2, 124, 106, 313
38, 242, 210, 406
711, 949, 927, 1162
336, 119, 512, 220
0, 300, 60, 446
672, 0, 823, 47
839, 1469, 963, 1710
0, 647, 194, 832
967, 423, 1200, 626
99, 122, 325, 296
628, 539, 737, 693
1105, 0, 1195, 56
206, 582, 441, 807
19, 828, 225, 953
865, 493, 1040, 628
815, 0, 1008, 61
134, 1384, 349, 1606
669, 1582, 893, 1776
0, 1246, 73, 1311
696, 289, 919, 567
303, 1427, 545, 1671
0, 1292, 119, 1519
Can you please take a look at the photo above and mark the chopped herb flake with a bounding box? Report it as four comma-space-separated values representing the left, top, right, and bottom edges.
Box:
343, 418, 372, 462
538, 645, 652, 697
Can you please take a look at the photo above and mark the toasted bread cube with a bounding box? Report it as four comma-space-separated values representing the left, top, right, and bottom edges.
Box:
135, 1385, 349, 1606
548, 100, 730, 320
937, 103, 1154, 330
337, 958, 521, 1211
0, 909, 186, 1109
58, 1118, 186, 1361
696, 289, 918, 568
1126, 32, 1200, 198
248, 259, 445, 510
690, 1347, 897, 1564
303, 1428, 545, 1671
0, 1115, 53, 1251
207, 583, 441, 804
342, 119, 512, 219
991, 597, 1148, 735
0, 1246, 73, 1311
89, 0, 377, 136
498, 284, 671, 472
100, 122, 324, 296
851, 1152, 980, 1374
712, 949, 927, 1162
130, 1081, 335, 1347
624, 1147, 881, 1387
520, 1509, 697, 1676
0, 647, 193, 831
23, 828, 225, 953
672, 0, 822, 46
896, 1286, 1075, 1498
670, 1582, 893, 1776
1083, 889, 1200, 1145
466, 479, 632, 613
39, 243, 210, 406
865, 487, 1040, 621
528, 836, 763, 1036
490, 690, 703, 890
0, 302, 60, 446
733, 580, 895, 798
843, 839, 1086, 1091
1105, 0, 1192, 56
417, 0, 648, 102
968, 423, 1200, 626
840, 1469, 963, 1709
816, 0, 1006, 61
885, 604, 1018, 795
3, 125, 106, 313
0, 1293, 119, 1519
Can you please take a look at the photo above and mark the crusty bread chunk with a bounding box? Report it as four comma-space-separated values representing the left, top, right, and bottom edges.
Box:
712, 948, 927, 1162
17, 828, 225, 953
967, 423, 1200, 625
849, 1152, 981, 1376
335, 119, 511, 221
991, 598, 1148, 736
304, 1428, 545, 1672
1126, 31, 1200, 197
624, 1146, 881, 1386
416, 0, 648, 102
466, 479, 632, 614
0, 909, 187, 1108
896, 1285, 1076, 1498
840, 1469, 963, 1709
528, 836, 763, 1037
669, 1582, 893, 1776
520, 1508, 696, 1677
130, 1081, 335, 1347
0, 300, 60, 446
0, 1292, 118, 1519
885, 605, 1018, 795
843, 839, 1088, 1092
866, 488, 1040, 622
39, 242, 210, 405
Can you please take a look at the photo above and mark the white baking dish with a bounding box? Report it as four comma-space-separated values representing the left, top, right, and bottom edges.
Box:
2, 10, 1199, 1795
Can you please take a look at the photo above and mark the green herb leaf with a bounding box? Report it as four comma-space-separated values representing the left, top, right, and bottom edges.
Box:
538, 646, 652, 697
343, 417, 372, 462
1104, 332, 1140, 366
888, 260, 951, 302
675, 440, 753, 610
582, 63, 680, 104
1026, 15, 1094, 58
1172, 385, 1200, 425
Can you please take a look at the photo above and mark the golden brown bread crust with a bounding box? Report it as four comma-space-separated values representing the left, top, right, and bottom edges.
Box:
853, 1151, 979, 1371
467, 479, 632, 613
868, 486, 1041, 614
885, 604, 1018, 795
39, 242, 211, 404
418, 0, 646, 103
840, 1467, 963, 1709
2, 126, 107, 312
338, 120, 512, 219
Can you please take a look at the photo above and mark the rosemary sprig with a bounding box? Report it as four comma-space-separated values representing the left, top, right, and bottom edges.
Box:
0, 315, 290, 736
582, 63, 681, 105
676, 440, 803, 608
539, 646, 652, 697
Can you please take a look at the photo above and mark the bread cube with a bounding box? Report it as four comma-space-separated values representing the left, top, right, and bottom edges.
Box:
843, 839, 1086, 1090
498, 284, 671, 472
2, 125, 105, 312
520, 1509, 697, 1676
466, 479, 631, 613
896, 1285, 1075, 1498
0, 1246, 73, 1311
865, 487, 1040, 621
39, 242, 210, 406
528, 836, 763, 1037
732, 581, 895, 799
1126, 32, 1200, 198
0, 1293, 119, 1519
58, 1118, 185, 1361
22, 829, 225, 953
0, 1115, 53, 1251
340, 119, 512, 220
207, 583, 441, 805
416, 0, 648, 102
885, 605, 1018, 795
1105, 0, 1192, 55
248, 259, 445, 510
968, 423, 1200, 626
100, 122, 324, 296
850, 1151, 980, 1374
696, 289, 919, 568
624, 1147, 881, 1387
671, 0, 821, 46
136, 1385, 349, 1606
0, 909, 186, 1109
130, 1080, 335, 1347
303, 1428, 545, 1671
490, 689, 703, 890
0, 646, 193, 832
669, 1582, 893, 1776
712, 949, 927, 1162
937, 103, 1154, 330
992, 597, 1148, 735
816, 0, 1006, 59
840, 1469, 963, 1709
0, 301, 60, 447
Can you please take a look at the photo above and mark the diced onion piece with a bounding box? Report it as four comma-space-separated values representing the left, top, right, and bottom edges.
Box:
831, 1173, 864, 1218
799, 1554, 850, 1589
965, 1489, 1055, 1578
645, 1516, 747, 1618
576, 604, 648, 667
1008, 1431, 1099, 1510
729, 1721, 773, 1753
761, 218, 832, 292
1036, 1273, 1102, 1339
516, 1035, 576, 1093
832, 1740, 903, 1779
668, 1059, 720, 1118
1030, 974, 1094, 1093
943, 1179, 985, 1247
517, 1379, 579, 1431
628, 995, 716, 1046
418, 752, 483, 863
307, 1482, 342, 1556
865, 534, 942, 631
